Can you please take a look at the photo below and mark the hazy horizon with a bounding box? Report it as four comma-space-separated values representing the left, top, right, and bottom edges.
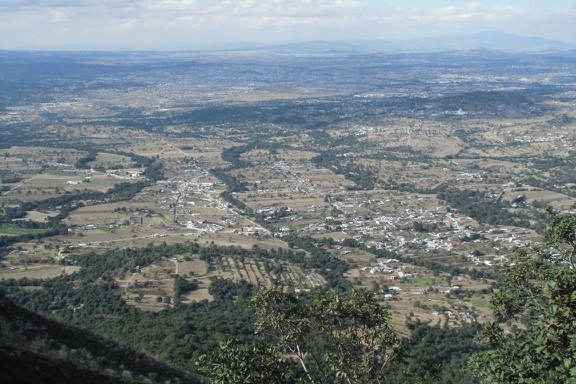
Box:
1, 1, 575, 51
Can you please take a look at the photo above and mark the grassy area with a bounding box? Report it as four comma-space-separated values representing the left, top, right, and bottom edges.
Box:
0, 225, 50, 237
97, 225, 116, 233
470, 296, 491, 310
401, 276, 440, 287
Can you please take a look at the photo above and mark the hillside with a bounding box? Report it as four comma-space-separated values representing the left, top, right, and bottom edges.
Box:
0, 292, 196, 384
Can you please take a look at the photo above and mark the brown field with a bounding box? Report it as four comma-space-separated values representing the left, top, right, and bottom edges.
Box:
362, 119, 465, 157
0, 265, 80, 280
66, 201, 168, 226
513, 189, 574, 210
91, 152, 133, 168
0, 145, 143, 203
177, 259, 208, 276
227, 88, 342, 102
22, 210, 58, 222
116, 249, 326, 311
192, 232, 288, 250
0, 146, 86, 165
117, 258, 177, 311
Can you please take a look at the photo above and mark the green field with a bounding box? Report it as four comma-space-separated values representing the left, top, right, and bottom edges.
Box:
0, 225, 50, 237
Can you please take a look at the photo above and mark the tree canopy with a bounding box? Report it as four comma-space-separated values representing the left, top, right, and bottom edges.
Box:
198, 288, 403, 384
469, 205, 576, 383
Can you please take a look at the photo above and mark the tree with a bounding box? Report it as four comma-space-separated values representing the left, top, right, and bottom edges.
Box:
196, 340, 301, 384
198, 288, 403, 384
469, 205, 576, 383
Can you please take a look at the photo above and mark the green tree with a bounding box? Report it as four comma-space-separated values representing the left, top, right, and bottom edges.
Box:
199, 288, 403, 384
196, 340, 301, 384
469, 206, 576, 383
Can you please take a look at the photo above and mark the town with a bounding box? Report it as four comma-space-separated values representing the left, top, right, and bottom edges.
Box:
1, 48, 575, 330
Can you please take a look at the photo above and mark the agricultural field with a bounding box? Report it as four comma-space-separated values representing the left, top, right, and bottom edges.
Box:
0, 224, 51, 237
0, 265, 80, 280
116, 251, 326, 312
1, 49, 575, 333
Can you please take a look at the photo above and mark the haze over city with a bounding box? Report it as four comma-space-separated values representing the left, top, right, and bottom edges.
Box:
1, 0, 575, 50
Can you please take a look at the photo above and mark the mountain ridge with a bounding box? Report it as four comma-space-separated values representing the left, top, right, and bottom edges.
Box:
207, 31, 576, 54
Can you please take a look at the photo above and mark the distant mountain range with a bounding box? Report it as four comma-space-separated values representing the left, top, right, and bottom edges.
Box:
216, 31, 576, 54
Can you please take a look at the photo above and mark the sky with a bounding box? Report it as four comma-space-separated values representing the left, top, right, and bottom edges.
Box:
1, 0, 575, 50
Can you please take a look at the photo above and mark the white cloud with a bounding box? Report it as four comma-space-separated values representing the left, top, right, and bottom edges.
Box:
411, 2, 520, 23
0, 0, 574, 49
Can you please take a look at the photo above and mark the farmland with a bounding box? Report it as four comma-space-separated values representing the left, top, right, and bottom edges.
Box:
1, 49, 575, 330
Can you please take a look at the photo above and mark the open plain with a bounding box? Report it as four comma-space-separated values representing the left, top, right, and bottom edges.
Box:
1, 49, 575, 328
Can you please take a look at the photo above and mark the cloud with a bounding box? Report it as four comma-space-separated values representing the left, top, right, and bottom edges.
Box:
96, 0, 370, 33
1, 0, 137, 7
1, 0, 574, 49
403, 2, 521, 23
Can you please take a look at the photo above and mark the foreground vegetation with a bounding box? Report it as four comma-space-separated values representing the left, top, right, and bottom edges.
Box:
469, 207, 576, 383
2, 207, 574, 383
